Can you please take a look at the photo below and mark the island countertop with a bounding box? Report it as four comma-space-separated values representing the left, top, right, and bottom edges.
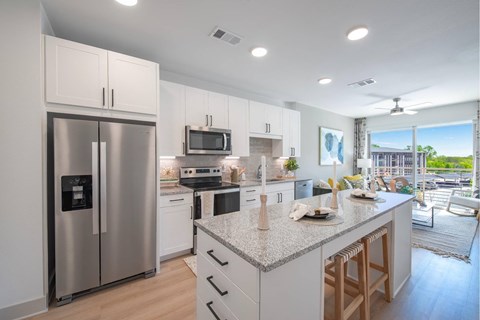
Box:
194, 190, 413, 272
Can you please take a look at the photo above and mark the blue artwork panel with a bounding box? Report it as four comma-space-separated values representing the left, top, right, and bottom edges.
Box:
320, 127, 344, 165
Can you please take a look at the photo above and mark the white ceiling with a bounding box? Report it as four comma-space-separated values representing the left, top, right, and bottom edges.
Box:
41, 0, 479, 118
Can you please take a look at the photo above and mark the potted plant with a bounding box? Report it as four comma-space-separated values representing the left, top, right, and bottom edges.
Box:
284, 159, 300, 177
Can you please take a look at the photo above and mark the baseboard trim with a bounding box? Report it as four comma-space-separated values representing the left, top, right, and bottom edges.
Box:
160, 249, 192, 263
0, 296, 47, 320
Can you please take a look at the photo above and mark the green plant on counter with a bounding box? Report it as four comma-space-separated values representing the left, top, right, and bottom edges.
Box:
284, 159, 300, 171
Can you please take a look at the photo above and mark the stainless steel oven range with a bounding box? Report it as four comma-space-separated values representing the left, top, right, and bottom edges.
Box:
179, 167, 240, 254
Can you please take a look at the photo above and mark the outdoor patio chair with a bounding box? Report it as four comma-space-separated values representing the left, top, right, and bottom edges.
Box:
376, 176, 390, 192
447, 189, 480, 218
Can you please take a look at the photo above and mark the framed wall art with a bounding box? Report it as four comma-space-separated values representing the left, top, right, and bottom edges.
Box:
319, 127, 344, 165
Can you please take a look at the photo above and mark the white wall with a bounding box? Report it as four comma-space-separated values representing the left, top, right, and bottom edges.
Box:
366, 101, 477, 132
0, 0, 46, 318
290, 103, 355, 184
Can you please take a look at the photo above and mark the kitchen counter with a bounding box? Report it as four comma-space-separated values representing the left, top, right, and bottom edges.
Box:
159, 185, 193, 196
195, 190, 414, 320
195, 190, 412, 272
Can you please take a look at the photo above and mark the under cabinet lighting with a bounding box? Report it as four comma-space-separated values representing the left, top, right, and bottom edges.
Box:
225, 156, 240, 160
159, 156, 176, 160
115, 0, 138, 6
279, 157, 289, 160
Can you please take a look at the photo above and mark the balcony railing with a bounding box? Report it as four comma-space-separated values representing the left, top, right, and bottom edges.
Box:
372, 166, 474, 210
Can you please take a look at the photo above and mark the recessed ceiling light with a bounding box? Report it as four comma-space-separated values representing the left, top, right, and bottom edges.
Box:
115, 0, 137, 6
347, 26, 369, 41
318, 78, 332, 85
251, 47, 268, 57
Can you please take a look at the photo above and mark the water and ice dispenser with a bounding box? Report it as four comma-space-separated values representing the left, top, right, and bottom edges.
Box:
61, 175, 93, 211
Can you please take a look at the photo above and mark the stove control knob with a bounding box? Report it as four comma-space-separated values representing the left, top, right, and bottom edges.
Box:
184, 170, 188, 174
189, 170, 193, 174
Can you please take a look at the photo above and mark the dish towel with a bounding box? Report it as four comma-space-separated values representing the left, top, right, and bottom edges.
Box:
289, 203, 314, 221
201, 191, 214, 218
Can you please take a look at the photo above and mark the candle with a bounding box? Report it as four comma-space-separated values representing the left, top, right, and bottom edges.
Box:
333, 161, 337, 186
261, 156, 266, 194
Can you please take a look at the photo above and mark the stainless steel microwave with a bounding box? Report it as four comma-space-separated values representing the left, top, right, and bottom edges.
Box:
185, 126, 232, 155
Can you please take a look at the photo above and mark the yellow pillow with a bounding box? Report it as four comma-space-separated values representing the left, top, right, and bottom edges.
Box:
327, 178, 334, 188
344, 174, 363, 181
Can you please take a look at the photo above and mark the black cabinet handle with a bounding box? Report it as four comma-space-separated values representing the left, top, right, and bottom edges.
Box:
190, 206, 193, 219
265, 123, 268, 133
207, 276, 228, 296
280, 192, 283, 203
267, 123, 271, 133
246, 189, 256, 193
206, 115, 209, 126
293, 147, 296, 156
206, 301, 221, 320
210, 115, 213, 127
246, 198, 256, 202
182, 142, 185, 155
111, 89, 114, 107
277, 193, 280, 203
102, 87, 105, 106
207, 249, 229, 266
169, 198, 184, 202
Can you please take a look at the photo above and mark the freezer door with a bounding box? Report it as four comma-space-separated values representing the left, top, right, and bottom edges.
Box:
54, 118, 100, 299
99, 122, 156, 285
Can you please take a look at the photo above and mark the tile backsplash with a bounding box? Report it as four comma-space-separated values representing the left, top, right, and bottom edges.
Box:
160, 138, 286, 181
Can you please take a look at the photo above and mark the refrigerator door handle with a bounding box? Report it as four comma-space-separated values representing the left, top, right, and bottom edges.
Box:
92, 142, 99, 235
100, 142, 107, 233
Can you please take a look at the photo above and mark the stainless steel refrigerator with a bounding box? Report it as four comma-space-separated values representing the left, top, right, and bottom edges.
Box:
53, 117, 156, 305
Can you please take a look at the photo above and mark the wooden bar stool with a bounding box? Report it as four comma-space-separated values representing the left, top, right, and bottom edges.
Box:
325, 242, 369, 320
361, 227, 392, 303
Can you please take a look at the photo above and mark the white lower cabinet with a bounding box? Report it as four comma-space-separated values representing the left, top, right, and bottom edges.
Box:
159, 194, 193, 257
197, 229, 259, 320
241, 182, 294, 209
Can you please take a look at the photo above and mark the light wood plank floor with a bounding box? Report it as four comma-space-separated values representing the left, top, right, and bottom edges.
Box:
30, 230, 478, 320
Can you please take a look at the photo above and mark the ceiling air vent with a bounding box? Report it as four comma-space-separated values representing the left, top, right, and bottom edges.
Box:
210, 26, 242, 46
348, 78, 377, 88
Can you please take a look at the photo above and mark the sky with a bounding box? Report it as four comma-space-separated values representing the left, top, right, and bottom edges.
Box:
371, 123, 473, 157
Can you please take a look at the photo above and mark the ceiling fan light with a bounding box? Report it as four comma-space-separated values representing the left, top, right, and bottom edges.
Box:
390, 109, 404, 116
347, 26, 369, 41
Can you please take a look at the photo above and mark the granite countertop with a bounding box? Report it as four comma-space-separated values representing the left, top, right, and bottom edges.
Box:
194, 190, 413, 272
233, 177, 312, 188
159, 185, 193, 196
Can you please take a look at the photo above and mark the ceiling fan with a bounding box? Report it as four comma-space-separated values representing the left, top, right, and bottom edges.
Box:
376, 97, 418, 116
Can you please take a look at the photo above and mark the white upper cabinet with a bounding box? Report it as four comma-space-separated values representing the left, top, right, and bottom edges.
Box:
273, 109, 301, 157
159, 80, 186, 157
185, 87, 228, 129
185, 86, 209, 126
45, 35, 107, 109
108, 51, 158, 115
45, 35, 158, 115
228, 96, 249, 157
208, 92, 229, 129
249, 101, 282, 139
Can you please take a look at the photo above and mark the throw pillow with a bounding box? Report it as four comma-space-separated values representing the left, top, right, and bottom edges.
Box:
344, 175, 367, 190
338, 179, 353, 190
318, 179, 331, 189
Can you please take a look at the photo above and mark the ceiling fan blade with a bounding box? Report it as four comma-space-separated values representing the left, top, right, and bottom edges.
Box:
404, 102, 433, 109
404, 110, 418, 115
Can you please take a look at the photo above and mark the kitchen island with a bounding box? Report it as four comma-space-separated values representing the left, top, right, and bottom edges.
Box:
195, 190, 413, 320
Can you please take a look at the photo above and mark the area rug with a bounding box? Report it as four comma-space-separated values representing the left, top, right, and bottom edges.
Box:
412, 210, 478, 263
183, 256, 197, 276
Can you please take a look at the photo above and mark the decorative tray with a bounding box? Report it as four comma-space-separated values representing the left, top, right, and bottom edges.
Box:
351, 194, 378, 201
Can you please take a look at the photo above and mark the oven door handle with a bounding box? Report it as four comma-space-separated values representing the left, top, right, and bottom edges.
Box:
194, 188, 239, 197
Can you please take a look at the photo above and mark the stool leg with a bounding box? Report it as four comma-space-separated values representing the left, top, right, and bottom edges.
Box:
335, 255, 345, 320
357, 249, 369, 320
382, 233, 392, 302
362, 238, 370, 296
